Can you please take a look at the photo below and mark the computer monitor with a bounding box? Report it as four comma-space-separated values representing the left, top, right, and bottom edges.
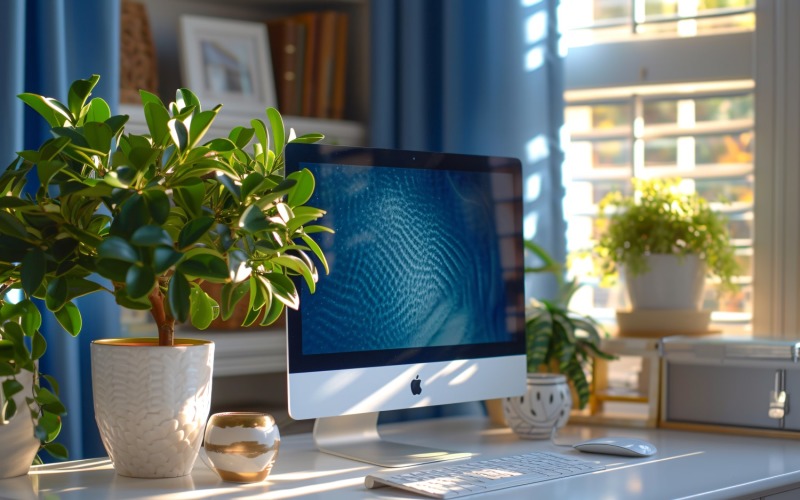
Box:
284, 144, 526, 467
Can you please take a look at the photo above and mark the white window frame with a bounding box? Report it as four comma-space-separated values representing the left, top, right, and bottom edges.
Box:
752, 0, 800, 338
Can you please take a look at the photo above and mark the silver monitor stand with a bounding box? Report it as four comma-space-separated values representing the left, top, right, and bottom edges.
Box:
313, 412, 472, 468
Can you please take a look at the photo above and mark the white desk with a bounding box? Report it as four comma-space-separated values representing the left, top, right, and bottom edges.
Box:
3, 417, 800, 499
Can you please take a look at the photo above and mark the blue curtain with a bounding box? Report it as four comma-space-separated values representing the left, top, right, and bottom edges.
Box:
1, 0, 121, 460
371, 0, 567, 421
371, 0, 567, 294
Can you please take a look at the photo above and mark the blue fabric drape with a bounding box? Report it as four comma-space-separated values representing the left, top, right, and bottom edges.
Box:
371, 0, 567, 421
371, 0, 567, 291
1, 0, 121, 460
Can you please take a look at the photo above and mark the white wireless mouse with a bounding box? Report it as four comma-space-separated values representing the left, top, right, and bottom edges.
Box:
573, 437, 657, 457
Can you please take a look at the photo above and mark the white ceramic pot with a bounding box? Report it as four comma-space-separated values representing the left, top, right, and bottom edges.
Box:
0, 370, 40, 478
624, 254, 706, 310
91, 338, 214, 478
204, 412, 281, 483
502, 373, 572, 439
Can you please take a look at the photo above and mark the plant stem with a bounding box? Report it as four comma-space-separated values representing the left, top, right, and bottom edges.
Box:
147, 282, 175, 346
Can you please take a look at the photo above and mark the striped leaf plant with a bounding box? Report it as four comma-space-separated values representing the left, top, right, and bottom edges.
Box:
524, 241, 614, 409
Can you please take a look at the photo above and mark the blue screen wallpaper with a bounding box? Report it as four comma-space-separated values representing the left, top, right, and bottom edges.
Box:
299, 162, 513, 355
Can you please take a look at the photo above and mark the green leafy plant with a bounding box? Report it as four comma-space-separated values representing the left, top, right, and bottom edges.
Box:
0, 75, 329, 461
0, 292, 68, 463
524, 241, 613, 409
596, 177, 737, 289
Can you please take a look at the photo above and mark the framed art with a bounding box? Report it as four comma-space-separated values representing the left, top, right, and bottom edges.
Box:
179, 15, 276, 113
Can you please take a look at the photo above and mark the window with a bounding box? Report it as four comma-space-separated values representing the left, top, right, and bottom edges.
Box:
559, 0, 756, 331
563, 0, 755, 47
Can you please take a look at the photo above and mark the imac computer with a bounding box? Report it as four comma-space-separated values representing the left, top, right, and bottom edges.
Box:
284, 144, 526, 467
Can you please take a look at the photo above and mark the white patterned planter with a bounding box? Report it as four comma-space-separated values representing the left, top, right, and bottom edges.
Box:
0, 370, 39, 478
502, 373, 572, 439
91, 338, 214, 478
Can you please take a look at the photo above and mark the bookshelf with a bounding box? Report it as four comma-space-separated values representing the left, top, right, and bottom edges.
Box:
127, 0, 370, 144
121, 313, 287, 377
119, 103, 367, 145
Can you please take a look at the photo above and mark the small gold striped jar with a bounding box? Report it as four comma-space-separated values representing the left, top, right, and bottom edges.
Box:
204, 412, 280, 483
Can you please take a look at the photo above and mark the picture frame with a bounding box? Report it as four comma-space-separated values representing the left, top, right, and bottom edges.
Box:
179, 15, 276, 113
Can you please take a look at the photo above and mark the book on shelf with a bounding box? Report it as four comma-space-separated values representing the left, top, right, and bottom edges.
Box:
266, 19, 300, 116
265, 10, 349, 119
293, 11, 320, 117
293, 23, 307, 117
314, 11, 337, 119
331, 13, 349, 120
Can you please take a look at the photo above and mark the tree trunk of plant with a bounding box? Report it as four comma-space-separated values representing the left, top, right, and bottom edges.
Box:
156, 317, 175, 347
148, 283, 174, 346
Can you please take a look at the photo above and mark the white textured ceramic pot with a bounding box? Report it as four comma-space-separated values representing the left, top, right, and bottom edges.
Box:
0, 370, 39, 478
502, 373, 572, 439
91, 338, 214, 478
624, 254, 706, 310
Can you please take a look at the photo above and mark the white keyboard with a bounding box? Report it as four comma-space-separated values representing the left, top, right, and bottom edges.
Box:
364, 451, 605, 498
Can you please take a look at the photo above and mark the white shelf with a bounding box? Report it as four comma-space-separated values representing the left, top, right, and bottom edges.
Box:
184, 329, 287, 377
118, 103, 367, 146
122, 321, 287, 377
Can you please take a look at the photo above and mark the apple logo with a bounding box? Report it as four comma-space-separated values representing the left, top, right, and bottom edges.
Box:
410, 375, 422, 396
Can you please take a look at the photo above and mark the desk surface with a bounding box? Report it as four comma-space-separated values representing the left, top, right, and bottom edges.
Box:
3, 417, 800, 499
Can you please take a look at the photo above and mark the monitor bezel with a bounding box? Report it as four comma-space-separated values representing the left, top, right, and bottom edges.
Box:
284, 143, 526, 375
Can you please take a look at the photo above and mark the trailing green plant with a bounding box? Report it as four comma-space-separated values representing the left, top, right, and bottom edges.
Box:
596, 177, 738, 290
0, 74, 329, 461
0, 292, 68, 463
524, 241, 614, 409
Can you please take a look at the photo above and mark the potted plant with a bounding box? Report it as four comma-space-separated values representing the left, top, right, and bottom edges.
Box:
0, 139, 104, 475
1, 75, 328, 478
0, 294, 68, 478
596, 178, 738, 331
502, 241, 613, 439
